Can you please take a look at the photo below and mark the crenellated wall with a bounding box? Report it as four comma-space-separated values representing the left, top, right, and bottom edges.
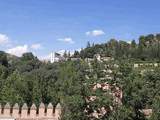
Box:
0, 102, 61, 120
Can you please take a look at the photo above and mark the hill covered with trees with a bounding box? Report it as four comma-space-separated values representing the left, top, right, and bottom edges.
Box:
0, 33, 160, 120
74, 33, 160, 62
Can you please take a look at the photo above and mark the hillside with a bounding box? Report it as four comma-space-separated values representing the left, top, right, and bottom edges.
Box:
0, 34, 160, 120
73, 33, 160, 62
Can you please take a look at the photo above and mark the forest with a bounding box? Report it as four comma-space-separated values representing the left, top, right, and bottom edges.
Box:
75, 33, 160, 61
0, 33, 160, 120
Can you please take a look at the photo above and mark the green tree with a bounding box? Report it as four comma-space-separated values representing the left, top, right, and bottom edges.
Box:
0, 51, 8, 67
0, 71, 24, 104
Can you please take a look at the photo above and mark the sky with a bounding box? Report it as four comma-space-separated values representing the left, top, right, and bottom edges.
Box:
0, 0, 160, 59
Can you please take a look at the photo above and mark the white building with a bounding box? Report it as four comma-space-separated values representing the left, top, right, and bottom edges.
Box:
50, 52, 65, 63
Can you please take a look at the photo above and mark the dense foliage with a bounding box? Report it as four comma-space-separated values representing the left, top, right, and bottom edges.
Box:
0, 33, 160, 120
75, 34, 160, 61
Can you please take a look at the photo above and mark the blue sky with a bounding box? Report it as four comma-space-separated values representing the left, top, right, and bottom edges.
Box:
0, 0, 160, 59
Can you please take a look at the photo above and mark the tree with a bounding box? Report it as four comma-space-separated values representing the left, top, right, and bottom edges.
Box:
131, 40, 136, 48
56, 61, 88, 120
63, 50, 68, 58
87, 41, 91, 48
21, 52, 37, 61
0, 71, 24, 104
73, 51, 80, 58
0, 51, 8, 67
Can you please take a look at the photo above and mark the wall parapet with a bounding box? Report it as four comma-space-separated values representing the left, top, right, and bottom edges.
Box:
0, 102, 61, 120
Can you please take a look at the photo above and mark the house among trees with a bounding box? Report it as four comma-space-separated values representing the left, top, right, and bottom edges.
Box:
50, 52, 66, 63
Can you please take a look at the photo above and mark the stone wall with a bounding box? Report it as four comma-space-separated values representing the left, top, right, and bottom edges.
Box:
0, 103, 61, 120
134, 63, 159, 68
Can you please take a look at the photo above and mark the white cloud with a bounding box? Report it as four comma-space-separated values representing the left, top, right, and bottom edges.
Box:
0, 34, 9, 45
31, 43, 42, 50
6, 45, 28, 57
127, 41, 132, 44
39, 54, 51, 61
58, 37, 74, 44
86, 30, 105, 36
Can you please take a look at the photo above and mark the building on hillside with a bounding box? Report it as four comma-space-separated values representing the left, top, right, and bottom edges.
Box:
101, 56, 113, 61
70, 57, 81, 61
94, 54, 113, 62
50, 52, 66, 63
94, 54, 101, 61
